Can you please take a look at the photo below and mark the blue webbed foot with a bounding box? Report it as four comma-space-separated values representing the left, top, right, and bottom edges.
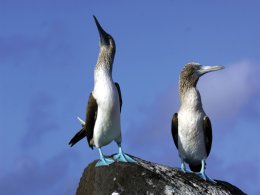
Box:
95, 147, 115, 167
113, 145, 137, 163
113, 152, 136, 163
96, 157, 115, 167
196, 159, 216, 183
196, 172, 216, 183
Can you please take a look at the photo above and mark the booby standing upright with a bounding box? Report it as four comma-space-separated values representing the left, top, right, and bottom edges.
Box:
69, 16, 136, 166
171, 62, 224, 182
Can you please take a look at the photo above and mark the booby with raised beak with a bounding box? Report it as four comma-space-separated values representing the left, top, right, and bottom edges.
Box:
69, 16, 136, 167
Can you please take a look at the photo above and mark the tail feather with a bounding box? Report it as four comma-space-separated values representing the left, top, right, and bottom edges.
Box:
189, 163, 203, 172
69, 128, 86, 147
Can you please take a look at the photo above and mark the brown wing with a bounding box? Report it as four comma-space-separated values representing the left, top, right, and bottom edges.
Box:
69, 93, 97, 149
115, 82, 122, 112
171, 113, 178, 149
203, 116, 212, 157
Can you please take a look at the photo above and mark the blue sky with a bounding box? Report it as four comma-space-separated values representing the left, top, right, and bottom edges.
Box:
1, 0, 260, 194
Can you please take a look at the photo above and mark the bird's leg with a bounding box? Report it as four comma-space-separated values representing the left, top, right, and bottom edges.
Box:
179, 157, 191, 173
196, 159, 216, 183
113, 143, 136, 163
95, 147, 115, 167
181, 158, 188, 173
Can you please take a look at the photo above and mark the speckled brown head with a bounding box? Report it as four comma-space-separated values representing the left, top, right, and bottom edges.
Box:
93, 16, 116, 72
179, 62, 224, 95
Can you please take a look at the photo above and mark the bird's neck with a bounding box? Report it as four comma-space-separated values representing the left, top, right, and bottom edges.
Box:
179, 74, 199, 95
179, 86, 203, 111
94, 48, 115, 83
94, 63, 113, 85
96, 47, 114, 73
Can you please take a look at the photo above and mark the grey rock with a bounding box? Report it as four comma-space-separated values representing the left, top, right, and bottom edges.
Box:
76, 155, 246, 195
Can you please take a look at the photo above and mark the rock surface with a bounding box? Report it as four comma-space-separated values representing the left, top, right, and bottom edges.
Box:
76, 155, 246, 195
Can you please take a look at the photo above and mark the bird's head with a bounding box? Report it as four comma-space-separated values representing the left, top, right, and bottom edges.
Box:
93, 16, 116, 58
180, 62, 224, 89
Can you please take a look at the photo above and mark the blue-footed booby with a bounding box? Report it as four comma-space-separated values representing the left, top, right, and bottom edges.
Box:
69, 16, 136, 167
171, 62, 224, 182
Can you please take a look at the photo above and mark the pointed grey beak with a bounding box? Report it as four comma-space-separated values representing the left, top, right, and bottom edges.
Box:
198, 65, 224, 75
93, 15, 110, 45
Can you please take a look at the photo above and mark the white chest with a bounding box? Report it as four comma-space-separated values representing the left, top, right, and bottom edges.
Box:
92, 69, 121, 147
93, 71, 116, 109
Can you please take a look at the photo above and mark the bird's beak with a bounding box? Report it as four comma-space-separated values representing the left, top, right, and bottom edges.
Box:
93, 15, 110, 45
198, 65, 224, 76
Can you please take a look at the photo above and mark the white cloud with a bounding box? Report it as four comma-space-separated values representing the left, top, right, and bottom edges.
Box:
199, 60, 260, 120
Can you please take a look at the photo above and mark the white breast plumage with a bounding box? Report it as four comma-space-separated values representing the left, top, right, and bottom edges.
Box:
178, 89, 207, 164
92, 69, 121, 148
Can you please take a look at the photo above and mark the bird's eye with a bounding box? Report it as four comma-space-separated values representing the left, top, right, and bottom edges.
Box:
192, 66, 197, 71
194, 65, 201, 71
